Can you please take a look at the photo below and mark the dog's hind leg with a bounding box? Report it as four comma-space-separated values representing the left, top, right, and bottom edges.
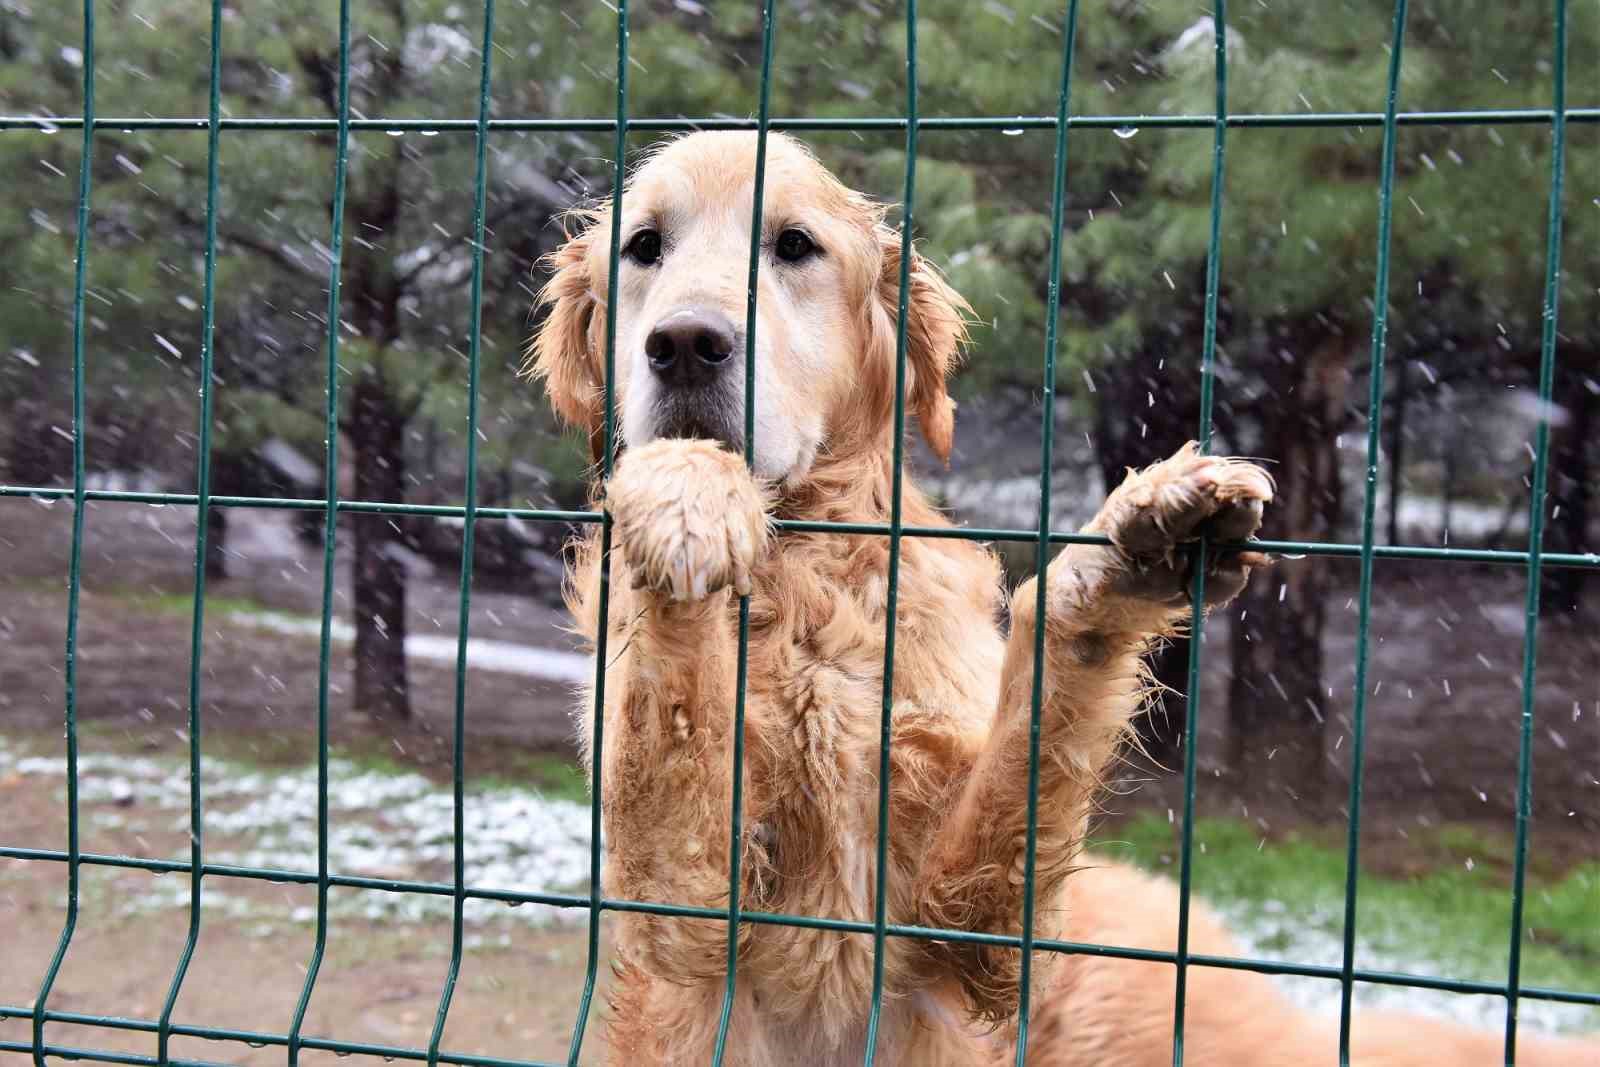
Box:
914, 443, 1274, 1028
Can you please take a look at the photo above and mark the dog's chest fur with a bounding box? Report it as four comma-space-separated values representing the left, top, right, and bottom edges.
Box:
726, 552, 999, 1051
575, 525, 1006, 1060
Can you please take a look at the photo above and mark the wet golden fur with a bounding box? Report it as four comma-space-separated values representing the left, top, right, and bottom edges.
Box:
527, 132, 1596, 1065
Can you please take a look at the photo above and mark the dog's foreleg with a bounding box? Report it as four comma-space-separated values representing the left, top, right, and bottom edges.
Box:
594, 439, 772, 983
916, 443, 1274, 1025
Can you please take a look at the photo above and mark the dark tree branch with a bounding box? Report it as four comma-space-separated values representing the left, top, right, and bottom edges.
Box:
393, 197, 552, 292
173, 205, 326, 282
294, 47, 340, 118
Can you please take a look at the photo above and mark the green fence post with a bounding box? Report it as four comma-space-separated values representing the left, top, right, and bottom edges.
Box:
1505, 2, 1570, 1061
565, 3, 629, 1062
1336, 4, 1410, 1063
858, 1, 920, 1062
709, 2, 780, 1063
30, 2, 95, 1061
153, 1, 227, 1059
1171, 6, 1230, 1063
1010, 3, 1084, 1062
284, 2, 354, 1061
425, 0, 500, 1062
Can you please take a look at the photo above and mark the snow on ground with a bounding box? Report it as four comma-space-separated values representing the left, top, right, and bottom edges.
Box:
1216, 896, 1595, 1037
2, 737, 1592, 1033
235, 609, 593, 684
1, 735, 593, 930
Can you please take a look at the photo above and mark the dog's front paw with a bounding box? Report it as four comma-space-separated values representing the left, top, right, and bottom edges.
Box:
606, 439, 770, 600
1086, 442, 1274, 610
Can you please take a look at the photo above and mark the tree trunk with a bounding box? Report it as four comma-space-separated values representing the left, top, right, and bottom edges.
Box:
1542, 364, 1594, 620
1228, 334, 1350, 796
205, 507, 229, 580
5, 398, 67, 484
1386, 358, 1408, 546
350, 374, 412, 721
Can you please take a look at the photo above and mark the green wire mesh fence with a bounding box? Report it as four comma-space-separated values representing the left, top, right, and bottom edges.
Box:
1, 1, 1596, 1065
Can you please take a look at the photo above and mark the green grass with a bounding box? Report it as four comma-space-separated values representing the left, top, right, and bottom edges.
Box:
1090, 814, 1600, 995
480, 752, 589, 804
122, 589, 273, 617
336, 745, 589, 804
17, 720, 591, 807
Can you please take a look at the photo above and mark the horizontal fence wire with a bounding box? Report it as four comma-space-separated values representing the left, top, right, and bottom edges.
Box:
4, 498, 1598, 563
4, 1, 1597, 1065
7, 846, 1600, 1001
2, 487, 1598, 569
2, 109, 1599, 132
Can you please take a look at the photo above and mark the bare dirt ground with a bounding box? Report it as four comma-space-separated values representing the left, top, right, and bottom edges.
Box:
0, 499, 587, 783
0, 739, 613, 1067
3, 497, 1597, 1061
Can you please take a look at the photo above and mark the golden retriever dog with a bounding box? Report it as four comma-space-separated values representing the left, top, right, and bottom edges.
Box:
528, 132, 1597, 1066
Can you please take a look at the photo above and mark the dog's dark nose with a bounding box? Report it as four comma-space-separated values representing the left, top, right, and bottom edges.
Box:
645, 309, 737, 387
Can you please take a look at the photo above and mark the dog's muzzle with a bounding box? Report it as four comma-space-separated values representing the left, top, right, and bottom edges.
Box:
643, 306, 745, 451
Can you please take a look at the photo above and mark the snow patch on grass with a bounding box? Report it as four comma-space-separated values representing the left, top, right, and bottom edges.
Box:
1, 735, 593, 929
1219, 897, 1593, 1036
234, 609, 593, 683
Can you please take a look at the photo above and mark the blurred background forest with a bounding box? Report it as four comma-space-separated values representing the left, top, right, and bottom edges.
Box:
1, 2, 1597, 1059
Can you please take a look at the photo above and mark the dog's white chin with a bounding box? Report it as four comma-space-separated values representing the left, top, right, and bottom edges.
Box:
622, 398, 819, 485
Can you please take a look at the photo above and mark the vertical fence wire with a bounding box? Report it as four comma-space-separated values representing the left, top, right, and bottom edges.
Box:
153, 2, 227, 1059
858, 2, 919, 1062
425, 0, 499, 1062
565, 3, 628, 1061
30, 2, 95, 1061
1169, 5, 1228, 1062
1504, 1, 1569, 1060
1336, 2, 1411, 1061
1010, 3, 1083, 1062
284, 2, 353, 1059
708, 2, 780, 1063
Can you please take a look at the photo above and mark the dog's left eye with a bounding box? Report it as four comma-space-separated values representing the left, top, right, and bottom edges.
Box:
774, 228, 817, 263
624, 228, 663, 266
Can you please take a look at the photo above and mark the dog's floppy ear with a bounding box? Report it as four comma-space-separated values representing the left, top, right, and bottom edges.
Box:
876, 236, 972, 464
526, 220, 605, 462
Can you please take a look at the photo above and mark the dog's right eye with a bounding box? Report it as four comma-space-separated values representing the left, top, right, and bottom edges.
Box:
624, 229, 663, 266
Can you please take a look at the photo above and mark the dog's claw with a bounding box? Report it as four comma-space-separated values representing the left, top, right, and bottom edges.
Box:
1086, 443, 1275, 613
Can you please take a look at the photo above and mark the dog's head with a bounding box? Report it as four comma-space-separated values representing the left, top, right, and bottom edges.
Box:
527, 131, 971, 483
